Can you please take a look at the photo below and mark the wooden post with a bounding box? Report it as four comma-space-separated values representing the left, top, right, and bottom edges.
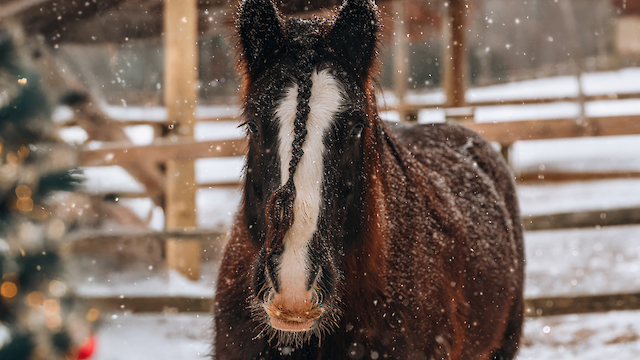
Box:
443, 0, 468, 111
393, 1, 413, 121
163, 0, 200, 280
559, 0, 586, 120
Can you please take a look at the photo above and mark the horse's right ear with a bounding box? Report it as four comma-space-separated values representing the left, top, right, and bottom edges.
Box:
327, 0, 380, 78
237, 0, 284, 71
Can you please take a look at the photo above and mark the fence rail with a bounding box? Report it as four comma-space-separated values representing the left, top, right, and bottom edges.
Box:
76, 291, 640, 317
77, 115, 640, 167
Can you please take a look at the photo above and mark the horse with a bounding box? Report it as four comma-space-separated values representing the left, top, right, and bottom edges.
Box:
213, 0, 525, 359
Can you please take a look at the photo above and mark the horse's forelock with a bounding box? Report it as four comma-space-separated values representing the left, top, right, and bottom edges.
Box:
263, 46, 318, 265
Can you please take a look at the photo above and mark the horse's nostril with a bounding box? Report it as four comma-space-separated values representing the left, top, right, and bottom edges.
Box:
308, 268, 326, 305
310, 289, 322, 305
264, 288, 276, 304
265, 267, 277, 288
265, 266, 272, 283
256, 264, 277, 302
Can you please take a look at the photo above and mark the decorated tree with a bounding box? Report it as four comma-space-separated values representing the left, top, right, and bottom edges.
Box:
0, 30, 94, 359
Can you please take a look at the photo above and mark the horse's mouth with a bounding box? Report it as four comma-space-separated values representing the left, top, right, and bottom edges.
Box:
268, 317, 316, 332
262, 302, 323, 332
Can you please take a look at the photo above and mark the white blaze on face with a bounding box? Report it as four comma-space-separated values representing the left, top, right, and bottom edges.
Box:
275, 68, 343, 301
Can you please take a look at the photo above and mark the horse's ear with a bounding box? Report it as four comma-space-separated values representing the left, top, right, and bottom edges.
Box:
327, 0, 380, 77
237, 0, 284, 71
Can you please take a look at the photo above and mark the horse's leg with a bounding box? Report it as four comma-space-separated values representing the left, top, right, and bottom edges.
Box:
490, 293, 524, 360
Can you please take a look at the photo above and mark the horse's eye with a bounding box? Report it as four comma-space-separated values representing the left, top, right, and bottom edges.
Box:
350, 123, 365, 139
241, 121, 260, 137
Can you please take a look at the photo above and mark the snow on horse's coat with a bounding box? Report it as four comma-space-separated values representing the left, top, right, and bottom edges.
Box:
213, 0, 525, 359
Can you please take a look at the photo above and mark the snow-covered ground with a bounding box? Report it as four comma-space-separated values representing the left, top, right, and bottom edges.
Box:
525, 225, 640, 298
519, 179, 640, 216
62, 67, 640, 359
72, 264, 217, 298
92, 310, 640, 360
93, 313, 211, 360
518, 310, 640, 360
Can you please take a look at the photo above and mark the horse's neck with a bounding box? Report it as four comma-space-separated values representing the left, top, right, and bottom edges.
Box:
377, 120, 416, 166
357, 118, 415, 254
369, 118, 436, 231
374, 119, 419, 187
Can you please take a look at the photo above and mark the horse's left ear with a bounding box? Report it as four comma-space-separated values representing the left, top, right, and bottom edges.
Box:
237, 0, 285, 72
327, 0, 380, 78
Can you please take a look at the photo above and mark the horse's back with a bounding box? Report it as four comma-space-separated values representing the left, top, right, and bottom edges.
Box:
389, 120, 524, 282
382, 121, 525, 359
389, 121, 521, 238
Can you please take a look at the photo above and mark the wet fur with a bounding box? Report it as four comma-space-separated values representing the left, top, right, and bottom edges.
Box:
213, 0, 524, 359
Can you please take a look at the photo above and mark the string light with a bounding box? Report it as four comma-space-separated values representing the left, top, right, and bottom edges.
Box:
0, 282, 18, 298
15, 184, 34, 212
86, 308, 100, 322
26, 291, 45, 307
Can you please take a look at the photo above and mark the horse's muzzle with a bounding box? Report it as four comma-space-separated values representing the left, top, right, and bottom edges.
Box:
262, 291, 323, 332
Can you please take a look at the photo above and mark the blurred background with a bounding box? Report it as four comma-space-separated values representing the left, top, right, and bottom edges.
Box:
1, 0, 640, 359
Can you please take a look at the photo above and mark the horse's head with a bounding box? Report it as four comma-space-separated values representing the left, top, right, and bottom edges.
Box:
236, 0, 381, 345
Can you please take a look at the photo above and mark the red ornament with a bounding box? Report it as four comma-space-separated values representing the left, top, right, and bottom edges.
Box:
76, 336, 96, 360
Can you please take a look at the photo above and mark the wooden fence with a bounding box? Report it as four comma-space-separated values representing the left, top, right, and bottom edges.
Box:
64, 93, 640, 316
43, 0, 640, 317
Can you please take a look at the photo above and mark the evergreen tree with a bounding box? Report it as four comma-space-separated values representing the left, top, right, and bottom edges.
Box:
0, 29, 92, 360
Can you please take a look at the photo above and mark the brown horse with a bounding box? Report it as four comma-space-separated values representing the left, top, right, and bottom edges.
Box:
213, 0, 525, 359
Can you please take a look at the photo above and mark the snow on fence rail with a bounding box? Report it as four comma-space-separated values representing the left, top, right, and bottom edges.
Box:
463, 114, 640, 145
80, 138, 247, 167
75, 113, 640, 200
385, 91, 640, 111
64, 207, 640, 256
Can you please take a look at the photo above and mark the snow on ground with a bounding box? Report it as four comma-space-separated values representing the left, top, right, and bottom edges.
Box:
414, 98, 640, 124
81, 166, 146, 194
518, 310, 640, 360
52, 104, 241, 124
518, 179, 640, 216
524, 225, 640, 298
511, 134, 640, 175
74, 268, 216, 298
197, 187, 241, 229
70, 253, 218, 298
59, 126, 90, 144
473, 98, 640, 123
195, 157, 244, 184
92, 310, 640, 360
194, 121, 244, 141
93, 313, 211, 360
